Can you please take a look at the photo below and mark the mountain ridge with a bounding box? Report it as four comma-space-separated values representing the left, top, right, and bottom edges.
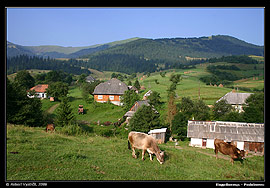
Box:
7, 37, 141, 58
7, 35, 264, 59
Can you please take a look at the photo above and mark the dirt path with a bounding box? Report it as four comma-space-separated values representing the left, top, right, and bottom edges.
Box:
164, 144, 259, 161
46, 103, 60, 114
196, 150, 230, 160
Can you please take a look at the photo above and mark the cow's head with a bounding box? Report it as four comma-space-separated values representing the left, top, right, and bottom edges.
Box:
156, 151, 165, 164
237, 150, 248, 159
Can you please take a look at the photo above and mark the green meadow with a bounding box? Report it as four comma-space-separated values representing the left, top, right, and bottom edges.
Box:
6, 124, 264, 181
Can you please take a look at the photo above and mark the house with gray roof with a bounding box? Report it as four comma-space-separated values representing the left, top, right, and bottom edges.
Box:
85, 75, 96, 83
187, 120, 264, 153
216, 91, 253, 112
92, 78, 128, 106
124, 100, 158, 124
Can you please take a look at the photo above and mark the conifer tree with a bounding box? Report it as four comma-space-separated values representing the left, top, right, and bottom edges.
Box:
55, 97, 74, 127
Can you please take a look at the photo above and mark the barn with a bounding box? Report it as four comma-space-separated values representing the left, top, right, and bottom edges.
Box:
92, 78, 128, 106
187, 120, 264, 153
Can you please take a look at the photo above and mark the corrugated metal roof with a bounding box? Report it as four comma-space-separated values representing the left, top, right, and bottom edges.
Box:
216, 91, 253, 105
148, 128, 167, 134
187, 120, 264, 142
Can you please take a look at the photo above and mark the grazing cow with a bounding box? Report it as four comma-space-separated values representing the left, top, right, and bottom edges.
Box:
46, 124, 55, 132
128, 131, 165, 164
214, 139, 247, 164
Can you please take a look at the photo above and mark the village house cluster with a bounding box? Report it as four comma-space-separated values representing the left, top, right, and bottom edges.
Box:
27, 77, 264, 153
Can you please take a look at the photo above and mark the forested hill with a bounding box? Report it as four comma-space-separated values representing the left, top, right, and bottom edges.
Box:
84, 35, 264, 62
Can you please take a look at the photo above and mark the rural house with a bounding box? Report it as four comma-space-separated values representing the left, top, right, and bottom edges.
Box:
187, 120, 264, 153
216, 91, 253, 112
92, 78, 128, 106
148, 128, 167, 144
27, 84, 49, 99
85, 75, 96, 83
124, 100, 158, 123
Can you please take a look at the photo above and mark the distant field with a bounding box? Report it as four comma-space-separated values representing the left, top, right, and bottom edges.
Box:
6, 124, 264, 181
137, 65, 232, 105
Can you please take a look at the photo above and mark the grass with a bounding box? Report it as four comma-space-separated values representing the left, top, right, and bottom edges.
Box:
42, 86, 126, 124
138, 66, 233, 105
6, 124, 264, 181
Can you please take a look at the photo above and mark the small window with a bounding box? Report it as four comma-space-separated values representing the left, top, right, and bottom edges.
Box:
109, 96, 114, 100
210, 124, 215, 132
98, 95, 103, 99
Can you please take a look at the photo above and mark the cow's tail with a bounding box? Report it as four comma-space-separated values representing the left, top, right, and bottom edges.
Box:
128, 140, 131, 150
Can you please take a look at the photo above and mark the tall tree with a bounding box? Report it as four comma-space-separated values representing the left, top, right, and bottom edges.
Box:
133, 80, 141, 90
212, 99, 232, 120
129, 105, 160, 133
192, 100, 210, 121
148, 91, 161, 108
55, 97, 74, 127
46, 82, 69, 101
7, 78, 43, 126
172, 112, 189, 140
14, 70, 35, 90
121, 90, 140, 111
243, 93, 264, 123
166, 94, 177, 132
178, 97, 194, 118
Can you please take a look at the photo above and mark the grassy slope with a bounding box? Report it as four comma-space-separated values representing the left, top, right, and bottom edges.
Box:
43, 85, 126, 124
6, 124, 264, 181
41, 62, 264, 124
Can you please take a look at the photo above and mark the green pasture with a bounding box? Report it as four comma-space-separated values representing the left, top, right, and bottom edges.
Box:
6, 124, 264, 181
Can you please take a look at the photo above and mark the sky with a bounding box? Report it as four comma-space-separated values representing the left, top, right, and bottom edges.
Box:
7, 8, 264, 47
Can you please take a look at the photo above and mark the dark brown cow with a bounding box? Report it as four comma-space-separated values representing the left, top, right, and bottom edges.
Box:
128, 131, 165, 164
214, 139, 248, 164
46, 124, 55, 132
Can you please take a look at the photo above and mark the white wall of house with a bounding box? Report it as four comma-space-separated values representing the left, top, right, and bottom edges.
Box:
237, 141, 245, 150
206, 139, 215, 149
190, 138, 202, 147
36, 92, 47, 98
27, 92, 47, 99
190, 138, 245, 150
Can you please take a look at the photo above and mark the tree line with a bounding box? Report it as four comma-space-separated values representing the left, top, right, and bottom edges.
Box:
7, 55, 91, 75
208, 55, 261, 64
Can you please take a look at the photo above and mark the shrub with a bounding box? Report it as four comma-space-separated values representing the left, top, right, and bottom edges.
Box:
58, 123, 87, 136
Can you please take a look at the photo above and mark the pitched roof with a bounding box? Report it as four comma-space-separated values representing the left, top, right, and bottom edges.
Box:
85, 75, 95, 82
92, 78, 128, 95
216, 91, 253, 105
124, 100, 158, 117
144, 90, 152, 97
187, 120, 264, 142
148, 128, 167, 134
30, 84, 48, 93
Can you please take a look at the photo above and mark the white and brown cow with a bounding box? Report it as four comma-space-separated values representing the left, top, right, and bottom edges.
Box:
128, 131, 165, 164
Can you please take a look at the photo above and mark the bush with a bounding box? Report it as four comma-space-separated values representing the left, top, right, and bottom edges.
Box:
113, 126, 129, 139
93, 125, 114, 137
57, 123, 87, 136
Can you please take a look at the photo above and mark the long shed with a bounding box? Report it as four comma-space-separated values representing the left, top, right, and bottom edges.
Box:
187, 120, 264, 153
